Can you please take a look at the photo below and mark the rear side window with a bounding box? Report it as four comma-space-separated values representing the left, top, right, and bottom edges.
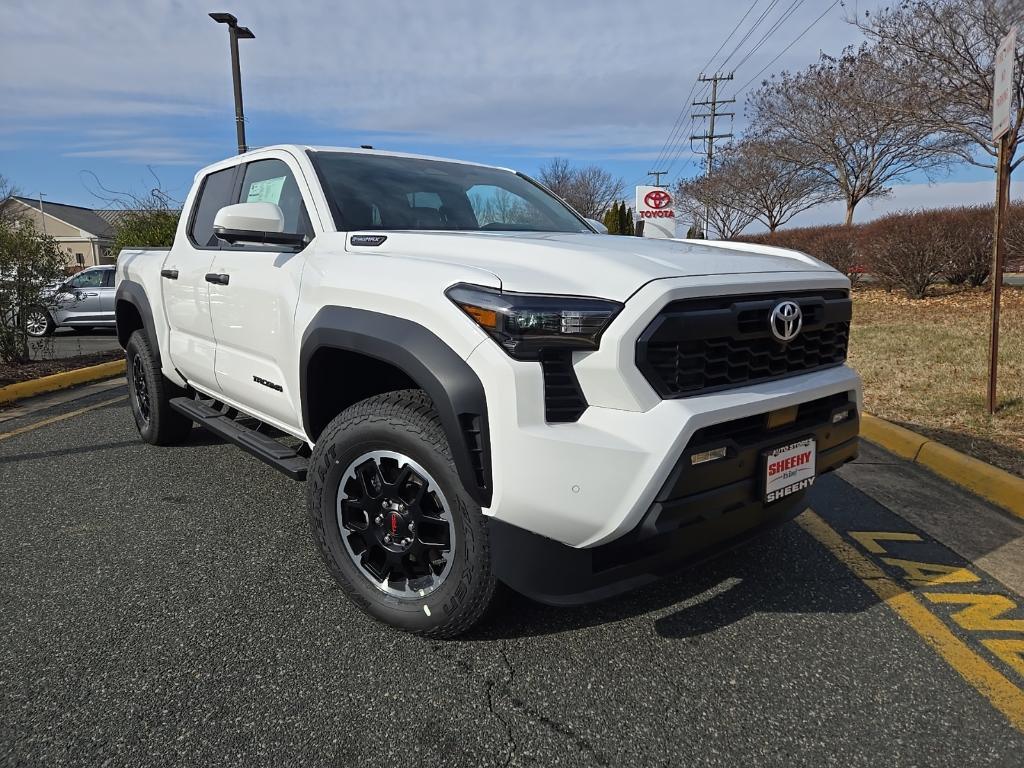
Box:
188, 167, 236, 247
102, 269, 115, 288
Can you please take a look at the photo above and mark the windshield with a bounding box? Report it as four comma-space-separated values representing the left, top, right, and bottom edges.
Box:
309, 151, 591, 234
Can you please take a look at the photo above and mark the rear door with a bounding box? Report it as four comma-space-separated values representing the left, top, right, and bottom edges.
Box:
162, 165, 237, 392
206, 153, 316, 428
97, 268, 116, 324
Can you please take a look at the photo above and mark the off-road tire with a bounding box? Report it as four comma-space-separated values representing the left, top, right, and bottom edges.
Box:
125, 330, 193, 446
307, 390, 497, 638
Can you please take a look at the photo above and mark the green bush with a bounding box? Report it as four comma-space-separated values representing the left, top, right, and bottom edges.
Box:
0, 218, 67, 363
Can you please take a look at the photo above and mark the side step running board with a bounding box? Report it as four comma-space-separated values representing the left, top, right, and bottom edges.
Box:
170, 397, 309, 480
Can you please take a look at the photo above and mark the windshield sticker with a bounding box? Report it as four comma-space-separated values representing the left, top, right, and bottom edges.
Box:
246, 176, 286, 205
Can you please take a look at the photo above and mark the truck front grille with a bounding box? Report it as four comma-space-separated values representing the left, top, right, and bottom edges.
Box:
636, 290, 851, 399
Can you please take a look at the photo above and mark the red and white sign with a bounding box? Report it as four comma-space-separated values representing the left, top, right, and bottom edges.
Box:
635, 185, 676, 239
993, 26, 1017, 141
764, 438, 816, 504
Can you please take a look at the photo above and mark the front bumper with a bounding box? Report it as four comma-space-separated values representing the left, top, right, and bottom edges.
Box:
466, 273, 862, 549
489, 395, 859, 606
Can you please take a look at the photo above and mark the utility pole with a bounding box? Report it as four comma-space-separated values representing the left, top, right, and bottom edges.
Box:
690, 72, 734, 236
210, 13, 255, 155
647, 170, 668, 186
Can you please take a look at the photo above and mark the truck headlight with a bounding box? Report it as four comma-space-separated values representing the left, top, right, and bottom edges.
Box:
446, 283, 622, 360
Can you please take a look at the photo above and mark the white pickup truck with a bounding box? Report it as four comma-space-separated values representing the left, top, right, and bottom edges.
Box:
115, 145, 861, 637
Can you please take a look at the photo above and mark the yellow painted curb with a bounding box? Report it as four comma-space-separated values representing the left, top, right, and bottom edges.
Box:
862, 413, 1024, 521
0, 359, 125, 405
861, 414, 929, 461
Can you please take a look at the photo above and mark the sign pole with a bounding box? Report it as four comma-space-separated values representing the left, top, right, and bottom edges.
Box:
987, 132, 1011, 415
987, 25, 1017, 415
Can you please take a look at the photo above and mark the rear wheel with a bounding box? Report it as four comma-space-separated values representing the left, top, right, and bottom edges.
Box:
125, 330, 192, 445
23, 306, 54, 337
307, 390, 497, 638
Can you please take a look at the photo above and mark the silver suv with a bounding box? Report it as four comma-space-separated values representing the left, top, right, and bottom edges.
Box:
25, 265, 116, 337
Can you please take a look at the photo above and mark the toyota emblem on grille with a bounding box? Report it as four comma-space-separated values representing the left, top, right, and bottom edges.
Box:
769, 301, 802, 343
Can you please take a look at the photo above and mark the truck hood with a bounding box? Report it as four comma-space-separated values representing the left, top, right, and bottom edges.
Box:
343, 230, 839, 301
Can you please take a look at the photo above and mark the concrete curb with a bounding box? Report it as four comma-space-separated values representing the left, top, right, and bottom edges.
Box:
0, 360, 125, 405
861, 413, 1024, 521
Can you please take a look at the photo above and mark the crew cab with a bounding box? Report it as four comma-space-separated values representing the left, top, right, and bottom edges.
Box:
115, 145, 861, 637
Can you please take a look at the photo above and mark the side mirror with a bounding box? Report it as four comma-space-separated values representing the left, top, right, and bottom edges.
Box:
584, 217, 608, 234
213, 202, 306, 249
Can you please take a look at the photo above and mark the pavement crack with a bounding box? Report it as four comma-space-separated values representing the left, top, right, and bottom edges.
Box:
487, 640, 517, 767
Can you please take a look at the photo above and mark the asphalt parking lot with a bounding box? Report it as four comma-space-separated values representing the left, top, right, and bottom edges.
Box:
28, 327, 120, 361
2, 383, 1024, 767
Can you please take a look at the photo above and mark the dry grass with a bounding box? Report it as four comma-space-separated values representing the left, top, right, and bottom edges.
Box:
848, 286, 1024, 477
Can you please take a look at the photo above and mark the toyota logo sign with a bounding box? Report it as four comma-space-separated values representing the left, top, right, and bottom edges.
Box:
644, 189, 672, 209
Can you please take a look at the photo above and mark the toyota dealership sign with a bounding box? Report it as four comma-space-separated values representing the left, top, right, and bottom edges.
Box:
635, 185, 676, 239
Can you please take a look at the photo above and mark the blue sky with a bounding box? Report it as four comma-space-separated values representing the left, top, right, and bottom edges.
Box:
0, 0, 1002, 229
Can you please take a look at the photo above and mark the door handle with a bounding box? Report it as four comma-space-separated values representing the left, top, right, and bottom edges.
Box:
82, 292, 99, 297
205, 273, 230, 285
160, 269, 179, 280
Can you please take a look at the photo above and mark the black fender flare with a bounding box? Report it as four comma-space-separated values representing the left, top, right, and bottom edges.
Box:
114, 280, 160, 364
300, 307, 492, 507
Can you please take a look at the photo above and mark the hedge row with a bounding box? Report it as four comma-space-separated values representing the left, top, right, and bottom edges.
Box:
735, 205, 1023, 299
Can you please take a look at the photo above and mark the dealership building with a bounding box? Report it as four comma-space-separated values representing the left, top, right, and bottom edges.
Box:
2, 196, 119, 269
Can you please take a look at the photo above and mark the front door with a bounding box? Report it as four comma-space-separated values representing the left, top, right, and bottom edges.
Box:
162, 165, 237, 392
54, 267, 108, 325
207, 155, 316, 429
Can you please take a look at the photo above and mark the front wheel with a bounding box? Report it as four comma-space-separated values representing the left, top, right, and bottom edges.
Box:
125, 330, 193, 446
23, 306, 55, 337
307, 390, 497, 638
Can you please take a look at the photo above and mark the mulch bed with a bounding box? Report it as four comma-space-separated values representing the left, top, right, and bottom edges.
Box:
0, 350, 123, 388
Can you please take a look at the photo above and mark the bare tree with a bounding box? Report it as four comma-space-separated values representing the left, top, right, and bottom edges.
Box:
715, 140, 838, 232
80, 169, 182, 258
0, 173, 21, 226
747, 47, 964, 225
537, 158, 624, 219
674, 174, 756, 239
855, 0, 1024, 171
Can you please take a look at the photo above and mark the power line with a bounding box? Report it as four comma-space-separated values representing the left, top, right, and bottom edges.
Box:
731, 0, 809, 72
734, 0, 842, 96
663, 0, 795, 179
644, 0, 760, 181
714, 0, 783, 72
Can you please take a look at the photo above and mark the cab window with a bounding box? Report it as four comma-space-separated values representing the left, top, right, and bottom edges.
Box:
237, 159, 313, 239
188, 167, 237, 248
67, 270, 105, 289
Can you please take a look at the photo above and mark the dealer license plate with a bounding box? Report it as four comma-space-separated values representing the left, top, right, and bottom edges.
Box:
763, 438, 816, 504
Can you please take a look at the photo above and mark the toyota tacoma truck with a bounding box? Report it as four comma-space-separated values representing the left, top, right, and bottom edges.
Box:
115, 145, 861, 638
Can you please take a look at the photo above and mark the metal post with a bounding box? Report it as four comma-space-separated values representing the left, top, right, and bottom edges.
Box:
987, 132, 1011, 414
228, 26, 247, 154
37, 193, 46, 235
210, 13, 254, 155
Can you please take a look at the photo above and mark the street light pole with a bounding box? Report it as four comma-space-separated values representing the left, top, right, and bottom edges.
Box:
36, 192, 47, 235
209, 13, 255, 155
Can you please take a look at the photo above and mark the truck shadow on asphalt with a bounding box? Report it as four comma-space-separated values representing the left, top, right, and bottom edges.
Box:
471, 511, 878, 641
0, 438, 142, 465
